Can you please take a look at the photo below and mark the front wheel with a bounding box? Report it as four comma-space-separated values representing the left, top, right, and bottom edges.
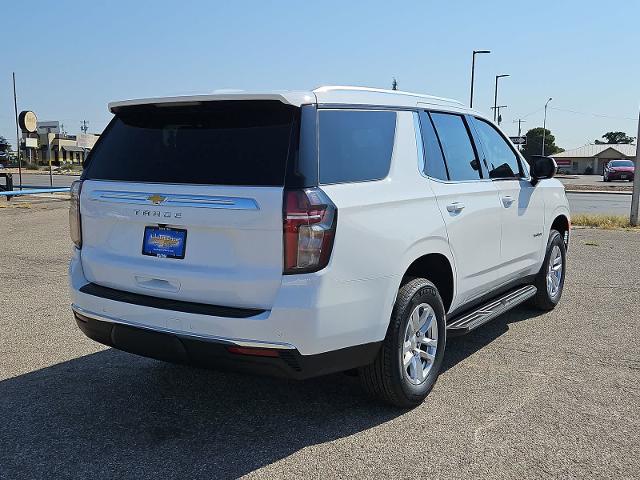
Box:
530, 229, 567, 311
359, 278, 447, 408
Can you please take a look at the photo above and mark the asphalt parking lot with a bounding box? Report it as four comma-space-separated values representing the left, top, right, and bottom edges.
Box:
1, 200, 639, 479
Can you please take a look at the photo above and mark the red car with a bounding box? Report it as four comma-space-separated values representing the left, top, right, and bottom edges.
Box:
603, 160, 635, 182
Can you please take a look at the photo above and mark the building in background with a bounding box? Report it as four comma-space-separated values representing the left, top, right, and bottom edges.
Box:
21, 121, 99, 166
552, 144, 636, 174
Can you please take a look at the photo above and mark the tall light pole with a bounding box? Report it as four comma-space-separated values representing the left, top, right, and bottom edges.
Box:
470, 50, 490, 108
493, 74, 509, 121
630, 108, 640, 226
541, 97, 553, 156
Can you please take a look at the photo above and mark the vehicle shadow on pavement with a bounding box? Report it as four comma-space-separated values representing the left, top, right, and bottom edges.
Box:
442, 305, 547, 373
0, 306, 545, 480
0, 349, 399, 480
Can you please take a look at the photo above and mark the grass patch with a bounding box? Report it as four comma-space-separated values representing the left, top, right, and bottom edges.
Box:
572, 214, 640, 230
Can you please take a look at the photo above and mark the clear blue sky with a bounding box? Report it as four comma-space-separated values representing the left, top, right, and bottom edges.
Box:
3, 0, 639, 150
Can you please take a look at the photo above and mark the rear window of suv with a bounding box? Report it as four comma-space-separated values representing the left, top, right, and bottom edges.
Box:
83, 101, 297, 186
318, 110, 396, 184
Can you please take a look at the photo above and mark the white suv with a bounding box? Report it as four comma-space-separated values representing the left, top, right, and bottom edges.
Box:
69, 86, 570, 407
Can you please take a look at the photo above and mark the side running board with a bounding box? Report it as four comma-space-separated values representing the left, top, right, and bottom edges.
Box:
447, 285, 537, 336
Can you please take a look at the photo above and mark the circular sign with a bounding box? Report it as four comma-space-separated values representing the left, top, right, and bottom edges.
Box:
18, 111, 38, 133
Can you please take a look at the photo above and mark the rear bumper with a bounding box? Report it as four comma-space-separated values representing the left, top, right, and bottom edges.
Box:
73, 308, 380, 380
69, 249, 398, 356
607, 172, 634, 180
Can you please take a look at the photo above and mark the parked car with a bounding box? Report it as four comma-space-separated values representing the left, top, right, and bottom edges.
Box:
603, 159, 635, 182
69, 86, 570, 407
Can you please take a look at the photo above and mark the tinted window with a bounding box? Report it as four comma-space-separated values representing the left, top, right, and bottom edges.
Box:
473, 118, 522, 179
418, 111, 448, 181
318, 110, 396, 184
610, 160, 634, 167
430, 113, 481, 181
84, 101, 296, 186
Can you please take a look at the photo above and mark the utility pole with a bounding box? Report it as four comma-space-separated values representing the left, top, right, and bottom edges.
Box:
490, 105, 507, 125
514, 119, 526, 151
80, 120, 89, 133
630, 109, 640, 226
12, 72, 22, 190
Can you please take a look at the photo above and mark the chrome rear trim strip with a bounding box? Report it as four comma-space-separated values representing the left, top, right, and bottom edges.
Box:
89, 190, 259, 210
71, 304, 295, 350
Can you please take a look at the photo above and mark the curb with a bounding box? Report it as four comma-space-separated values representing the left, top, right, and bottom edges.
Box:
565, 189, 632, 195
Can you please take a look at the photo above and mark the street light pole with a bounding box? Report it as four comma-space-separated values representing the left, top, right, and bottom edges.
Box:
12, 72, 22, 190
470, 50, 490, 108
493, 74, 509, 121
630, 108, 640, 226
541, 97, 553, 156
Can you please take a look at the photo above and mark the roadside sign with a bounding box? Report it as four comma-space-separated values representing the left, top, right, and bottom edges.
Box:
555, 159, 571, 166
77, 133, 95, 149
509, 136, 527, 145
19, 111, 38, 133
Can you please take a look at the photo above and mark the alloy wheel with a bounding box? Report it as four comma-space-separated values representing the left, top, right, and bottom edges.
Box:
402, 303, 438, 385
546, 245, 563, 298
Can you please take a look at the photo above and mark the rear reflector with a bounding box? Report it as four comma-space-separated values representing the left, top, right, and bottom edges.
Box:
227, 346, 280, 358
69, 180, 83, 248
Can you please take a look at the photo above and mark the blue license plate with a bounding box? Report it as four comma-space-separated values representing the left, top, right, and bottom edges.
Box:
142, 226, 187, 259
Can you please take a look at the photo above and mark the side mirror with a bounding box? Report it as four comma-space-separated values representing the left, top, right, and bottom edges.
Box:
529, 155, 557, 185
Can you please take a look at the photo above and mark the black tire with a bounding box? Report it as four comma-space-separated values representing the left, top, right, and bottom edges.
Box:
359, 278, 446, 408
530, 229, 566, 311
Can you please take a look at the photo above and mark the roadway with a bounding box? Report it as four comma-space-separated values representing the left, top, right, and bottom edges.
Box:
6, 173, 635, 216
10, 173, 79, 188
566, 192, 631, 215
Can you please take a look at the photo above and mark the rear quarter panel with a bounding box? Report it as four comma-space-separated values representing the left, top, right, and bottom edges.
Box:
319, 111, 453, 343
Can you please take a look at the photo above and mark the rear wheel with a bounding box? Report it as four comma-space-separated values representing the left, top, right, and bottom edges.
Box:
530, 229, 566, 311
359, 278, 446, 408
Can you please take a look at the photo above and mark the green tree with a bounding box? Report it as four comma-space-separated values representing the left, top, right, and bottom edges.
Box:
594, 131, 635, 144
521, 127, 563, 160
0, 136, 11, 153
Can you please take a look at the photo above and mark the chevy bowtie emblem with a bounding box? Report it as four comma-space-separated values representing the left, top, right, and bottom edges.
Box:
148, 194, 167, 205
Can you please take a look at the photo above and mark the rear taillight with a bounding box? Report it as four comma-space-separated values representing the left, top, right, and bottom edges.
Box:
69, 180, 82, 248
283, 188, 337, 274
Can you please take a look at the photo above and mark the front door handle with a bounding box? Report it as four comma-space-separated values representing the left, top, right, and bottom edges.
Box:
502, 196, 515, 207
446, 202, 465, 213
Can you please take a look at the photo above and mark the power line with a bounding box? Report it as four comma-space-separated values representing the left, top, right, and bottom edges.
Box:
549, 106, 637, 121
516, 106, 545, 119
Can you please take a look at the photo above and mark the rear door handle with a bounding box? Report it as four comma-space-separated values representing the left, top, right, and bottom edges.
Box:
446, 202, 465, 213
502, 196, 515, 207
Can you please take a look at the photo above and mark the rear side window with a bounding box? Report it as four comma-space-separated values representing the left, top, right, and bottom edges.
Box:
318, 110, 396, 184
83, 101, 296, 186
473, 118, 522, 179
418, 111, 448, 181
430, 112, 482, 181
